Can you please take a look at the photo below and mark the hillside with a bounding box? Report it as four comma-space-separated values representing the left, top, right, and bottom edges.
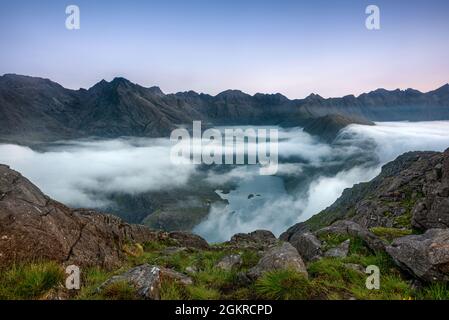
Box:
282, 148, 449, 234
0, 151, 448, 299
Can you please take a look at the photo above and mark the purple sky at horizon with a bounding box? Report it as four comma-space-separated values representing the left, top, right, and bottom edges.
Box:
0, 0, 448, 99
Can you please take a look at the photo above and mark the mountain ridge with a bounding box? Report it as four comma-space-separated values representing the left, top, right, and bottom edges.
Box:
1, 73, 448, 145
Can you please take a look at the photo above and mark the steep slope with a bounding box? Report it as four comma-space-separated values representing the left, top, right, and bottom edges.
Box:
282, 148, 449, 238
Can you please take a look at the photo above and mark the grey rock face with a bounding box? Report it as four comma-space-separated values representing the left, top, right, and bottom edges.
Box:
216, 254, 243, 270
279, 222, 310, 242
247, 242, 308, 279
324, 239, 350, 258
98, 264, 193, 300
289, 232, 322, 262
296, 149, 449, 233
386, 229, 449, 282
411, 152, 449, 230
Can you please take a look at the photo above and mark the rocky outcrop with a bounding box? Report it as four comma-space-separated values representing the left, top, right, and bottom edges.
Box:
386, 229, 449, 282
296, 149, 449, 233
279, 222, 310, 242
0, 164, 207, 269
228, 230, 277, 250
289, 232, 322, 262
247, 242, 308, 279
97, 264, 193, 300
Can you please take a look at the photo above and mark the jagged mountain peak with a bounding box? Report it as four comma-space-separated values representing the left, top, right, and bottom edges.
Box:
216, 89, 251, 99
147, 86, 165, 96
304, 93, 324, 102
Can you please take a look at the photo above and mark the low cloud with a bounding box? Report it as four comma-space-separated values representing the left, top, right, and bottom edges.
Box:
0, 138, 196, 208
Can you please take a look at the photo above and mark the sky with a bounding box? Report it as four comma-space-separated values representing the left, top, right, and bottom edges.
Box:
0, 0, 448, 98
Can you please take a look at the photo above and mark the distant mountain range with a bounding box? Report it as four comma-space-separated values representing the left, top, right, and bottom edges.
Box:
0, 74, 448, 145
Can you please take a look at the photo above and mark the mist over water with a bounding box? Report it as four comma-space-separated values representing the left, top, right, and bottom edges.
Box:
1, 121, 449, 242
195, 121, 449, 242
0, 138, 196, 207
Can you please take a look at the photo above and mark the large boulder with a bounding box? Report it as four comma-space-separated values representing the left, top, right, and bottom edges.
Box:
289, 232, 322, 262
0, 164, 208, 269
168, 231, 209, 250
386, 229, 449, 282
315, 220, 386, 252
228, 230, 276, 249
279, 222, 310, 242
97, 264, 193, 300
247, 242, 308, 279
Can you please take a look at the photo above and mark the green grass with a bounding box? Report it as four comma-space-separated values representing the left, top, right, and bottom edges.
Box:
0, 262, 64, 300
255, 269, 311, 300
307, 256, 412, 300
394, 212, 413, 229
370, 227, 413, 243
317, 234, 371, 256
75, 267, 116, 300
416, 283, 449, 300
1, 234, 448, 301
98, 281, 138, 300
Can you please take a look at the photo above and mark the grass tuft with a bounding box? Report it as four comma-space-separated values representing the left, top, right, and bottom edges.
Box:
0, 261, 64, 300
255, 269, 311, 300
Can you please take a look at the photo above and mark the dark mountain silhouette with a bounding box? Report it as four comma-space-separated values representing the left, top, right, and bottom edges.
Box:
0, 73, 448, 145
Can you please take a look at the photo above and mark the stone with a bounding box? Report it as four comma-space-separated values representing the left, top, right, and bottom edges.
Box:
215, 254, 242, 270
386, 229, 449, 282
324, 239, 350, 258
247, 242, 308, 279
168, 231, 209, 249
344, 263, 365, 273
228, 230, 276, 249
289, 232, 322, 262
315, 220, 386, 252
98, 264, 193, 300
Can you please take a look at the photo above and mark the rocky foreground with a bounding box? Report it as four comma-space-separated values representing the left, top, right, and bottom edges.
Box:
0, 149, 449, 299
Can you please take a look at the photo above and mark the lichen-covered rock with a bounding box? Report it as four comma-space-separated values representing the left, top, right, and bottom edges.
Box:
289, 232, 322, 262
386, 229, 449, 282
228, 230, 276, 249
247, 242, 308, 279
324, 239, 350, 258
168, 231, 209, 250
215, 254, 242, 270
97, 264, 193, 300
